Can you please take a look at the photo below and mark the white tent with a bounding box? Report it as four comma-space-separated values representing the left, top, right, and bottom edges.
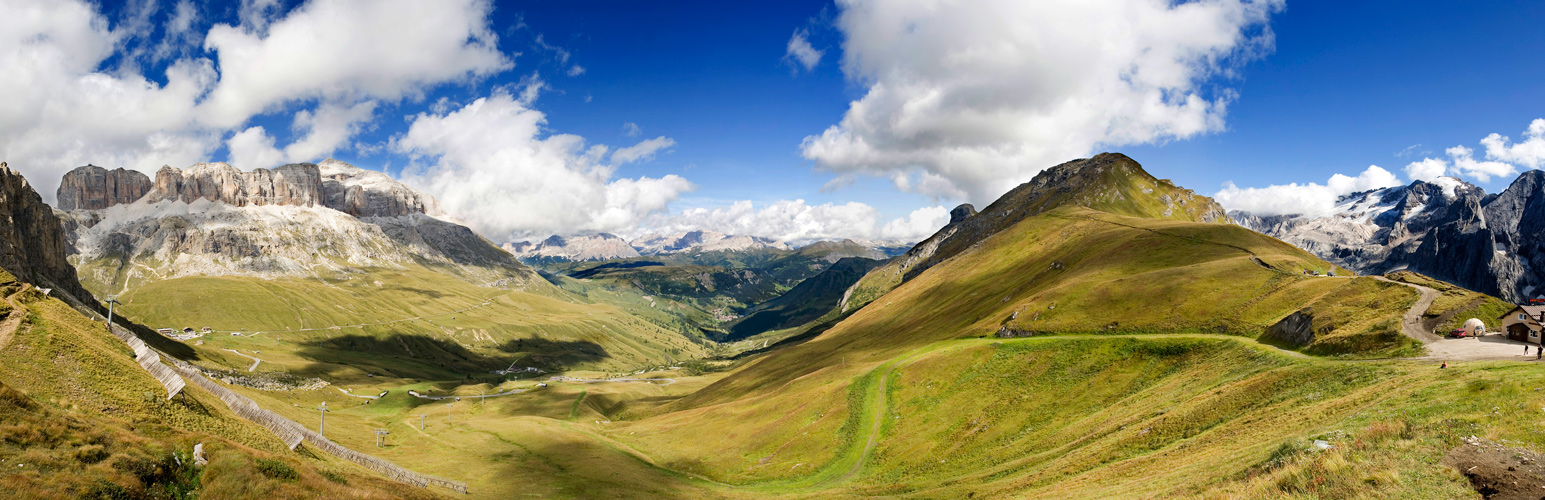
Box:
1464, 318, 1486, 336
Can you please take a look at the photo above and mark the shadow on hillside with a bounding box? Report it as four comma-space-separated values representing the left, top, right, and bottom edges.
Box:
382, 285, 444, 299
291, 333, 608, 381
496, 337, 609, 369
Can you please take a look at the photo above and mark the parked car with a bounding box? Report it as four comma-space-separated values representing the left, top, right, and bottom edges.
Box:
1448, 329, 1469, 338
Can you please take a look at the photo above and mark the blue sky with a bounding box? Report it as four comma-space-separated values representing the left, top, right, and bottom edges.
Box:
3, 0, 1544, 242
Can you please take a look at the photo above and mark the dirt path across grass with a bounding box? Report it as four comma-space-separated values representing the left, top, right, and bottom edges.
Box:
0, 284, 32, 350
223, 348, 262, 372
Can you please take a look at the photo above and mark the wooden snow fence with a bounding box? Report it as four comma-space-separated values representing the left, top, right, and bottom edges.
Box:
106, 325, 185, 399
164, 359, 469, 494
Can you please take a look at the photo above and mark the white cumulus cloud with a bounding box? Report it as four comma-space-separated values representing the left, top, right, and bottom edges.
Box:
1399, 144, 1518, 184
198, 0, 509, 128
803, 0, 1282, 204
610, 136, 676, 165
1214, 165, 1403, 216
0, 0, 516, 203
392, 83, 695, 241
1481, 118, 1545, 169
784, 28, 823, 72
1403, 157, 1448, 182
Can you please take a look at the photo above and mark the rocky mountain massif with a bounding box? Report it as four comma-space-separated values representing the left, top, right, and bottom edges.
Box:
1232, 173, 1545, 301
0, 163, 96, 306
55, 160, 532, 294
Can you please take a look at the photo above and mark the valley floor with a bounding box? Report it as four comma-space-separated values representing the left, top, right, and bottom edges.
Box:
205, 330, 1540, 499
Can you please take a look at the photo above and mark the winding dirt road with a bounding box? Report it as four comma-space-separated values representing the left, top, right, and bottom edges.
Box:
1369, 276, 1442, 343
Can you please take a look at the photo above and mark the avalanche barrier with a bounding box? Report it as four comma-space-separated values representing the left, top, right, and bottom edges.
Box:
106, 324, 185, 399
163, 358, 468, 494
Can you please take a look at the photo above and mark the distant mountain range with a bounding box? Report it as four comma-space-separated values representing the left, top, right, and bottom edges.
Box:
503, 229, 911, 263
1232, 172, 1545, 302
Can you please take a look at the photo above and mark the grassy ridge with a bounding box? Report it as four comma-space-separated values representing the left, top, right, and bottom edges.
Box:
103, 263, 711, 381
0, 269, 437, 499
669, 207, 1413, 412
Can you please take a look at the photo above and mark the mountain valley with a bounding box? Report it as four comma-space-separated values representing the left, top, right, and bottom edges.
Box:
0, 154, 1539, 499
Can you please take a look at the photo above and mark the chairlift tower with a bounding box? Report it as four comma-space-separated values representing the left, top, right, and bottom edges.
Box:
104, 296, 120, 327
317, 402, 330, 438
374, 428, 389, 447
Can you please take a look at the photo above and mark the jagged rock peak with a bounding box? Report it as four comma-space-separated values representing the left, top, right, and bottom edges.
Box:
0, 162, 95, 305
56, 165, 153, 211
949, 204, 977, 225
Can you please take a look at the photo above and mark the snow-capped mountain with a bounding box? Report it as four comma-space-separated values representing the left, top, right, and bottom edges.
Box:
1231, 174, 1545, 301
54, 160, 534, 293
630, 230, 789, 255
503, 234, 641, 262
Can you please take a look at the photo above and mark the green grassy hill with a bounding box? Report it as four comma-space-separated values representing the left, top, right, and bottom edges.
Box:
105, 263, 712, 382
0, 269, 436, 499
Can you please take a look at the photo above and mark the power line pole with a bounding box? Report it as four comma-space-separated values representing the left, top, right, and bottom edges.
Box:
418, 414, 424, 430
317, 402, 330, 438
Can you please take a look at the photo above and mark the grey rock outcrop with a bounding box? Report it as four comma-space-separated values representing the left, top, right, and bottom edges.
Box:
1264, 309, 1316, 347
56, 165, 153, 211
949, 204, 977, 225
0, 163, 95, 305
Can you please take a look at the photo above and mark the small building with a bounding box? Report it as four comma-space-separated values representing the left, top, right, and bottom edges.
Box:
1498, 305, 1545, 343
157, 328, 175, 335
182, 327, 195, 334
201, 326, 212, 333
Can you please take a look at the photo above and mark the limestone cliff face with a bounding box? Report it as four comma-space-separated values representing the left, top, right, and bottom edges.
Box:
146, 162, 324, 208
56, 160, 534, 293
318, 159, 441, 218
0, 163, 94, 305
63, 159, 437, 219
56, 165, 153, 211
